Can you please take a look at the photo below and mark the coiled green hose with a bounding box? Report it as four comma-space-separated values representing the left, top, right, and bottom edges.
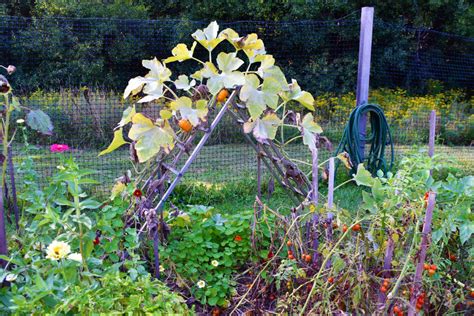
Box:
335, 103, 394, 175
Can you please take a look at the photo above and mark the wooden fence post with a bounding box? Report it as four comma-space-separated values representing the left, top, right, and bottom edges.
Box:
356, 7, 374, 160
428, 110, 436, 158
327, 157, 335, 209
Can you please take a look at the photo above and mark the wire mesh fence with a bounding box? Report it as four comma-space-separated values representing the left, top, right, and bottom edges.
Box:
1, 12, 472, 190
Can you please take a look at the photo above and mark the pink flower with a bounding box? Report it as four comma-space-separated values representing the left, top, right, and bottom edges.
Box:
50, 144, 70, 153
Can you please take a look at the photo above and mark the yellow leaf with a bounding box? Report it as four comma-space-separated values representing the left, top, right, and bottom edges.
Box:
99, 129, 128, 156
163, 42, 197, 64
128, 113, 174, 162
160, 109, 173, 120
110, 182, 126, 200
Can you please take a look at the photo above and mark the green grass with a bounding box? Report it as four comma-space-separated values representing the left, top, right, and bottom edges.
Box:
11, 142, 472, 212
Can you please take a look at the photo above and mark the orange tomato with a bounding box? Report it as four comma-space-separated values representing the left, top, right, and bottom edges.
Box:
217, 89, 230, 102
178, 119, 192, 133
304, 254, 312, 263
352, 223, 361, 232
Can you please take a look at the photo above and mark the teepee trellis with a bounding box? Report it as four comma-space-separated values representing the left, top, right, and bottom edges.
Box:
100, 21, 330, 278
127, 87, 319, 278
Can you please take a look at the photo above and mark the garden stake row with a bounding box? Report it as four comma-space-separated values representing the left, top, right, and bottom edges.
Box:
408, 191, 436, 316
230, 102, 312, 198
225, 106, 305, 206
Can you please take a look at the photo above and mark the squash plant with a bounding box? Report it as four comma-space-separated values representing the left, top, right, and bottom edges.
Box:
101, 21, 321, 162
100, 21, 324, 279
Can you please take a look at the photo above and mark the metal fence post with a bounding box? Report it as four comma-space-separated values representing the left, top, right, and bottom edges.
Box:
356, 7, 374, 160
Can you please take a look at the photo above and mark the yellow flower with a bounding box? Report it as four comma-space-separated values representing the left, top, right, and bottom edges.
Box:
46, 240, 71, 260
159, 265, 165, 272
197, 280, 206, 288
211, 260, 219, 267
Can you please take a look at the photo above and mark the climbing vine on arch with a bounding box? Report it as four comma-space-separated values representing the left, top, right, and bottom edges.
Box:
101, 20, 322, 163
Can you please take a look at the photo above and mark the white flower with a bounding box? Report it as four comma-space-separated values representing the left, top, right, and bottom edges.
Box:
16, 119, 25, 124
45, 240, 71, 260
67, 253, 82, 262
5, 273, 17, 282
159, 265, 165, 272
197, 280, 206, 288
211, 260, 219, 267
56, 165, 66, 170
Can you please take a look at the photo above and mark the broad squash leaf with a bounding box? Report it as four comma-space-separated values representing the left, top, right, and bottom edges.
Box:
128, 113, 174, 162
280, 79, 315, 111
170, 97, 208, 126
99, 128, 128, 156
300, 113, 323, 151
174, 75, 196, 91
240, 74, 280, 119
163, 42, 197, 64
207, 52, 245, 94
353, 164, 375, 187
192, 21, 223, 51
244, 113, 280, 141
124, 58, 172, 103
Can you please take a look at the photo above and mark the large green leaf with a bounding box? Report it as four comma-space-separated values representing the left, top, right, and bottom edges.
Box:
124, 58, 171, 103
170, 97, 208, 126
353, 164, 375, 187
459, 222, 473, 244
240, 74, 280, 119
117, 106, 136, 128
243, 113, 281, 141
280, 79, 315, 111
163, 42, 197, 64
192, 21, 223, 51
216, 52, 244, 72
26, 109, 53, 135
300, 113, 323, 151
255, 54, 275, 76
128, 113, 174, 163
99, 129, 128, 156
207, 52, 245, 94
220, 29, 264, 58
174, 75, 196, 91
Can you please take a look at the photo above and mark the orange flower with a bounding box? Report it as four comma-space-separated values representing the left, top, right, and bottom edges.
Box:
234, 235, 242, 242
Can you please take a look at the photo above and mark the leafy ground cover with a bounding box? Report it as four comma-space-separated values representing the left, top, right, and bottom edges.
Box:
1, 150, 472, 314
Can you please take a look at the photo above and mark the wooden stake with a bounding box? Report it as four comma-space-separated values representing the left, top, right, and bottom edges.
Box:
8, 145, 19, 230
356, 7, 374, 160
408, 192, 436, 316
151, 90, 237, 213
327, 157, 335, 209
428, 110, 436, 158
0, 185, 7, 268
